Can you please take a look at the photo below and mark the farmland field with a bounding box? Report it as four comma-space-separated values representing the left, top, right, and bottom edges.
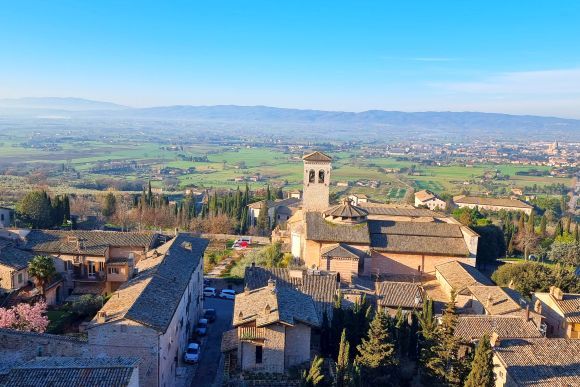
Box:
0, 133, 573, 205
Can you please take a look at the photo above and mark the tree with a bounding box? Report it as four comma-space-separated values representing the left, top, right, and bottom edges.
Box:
17, 190, 53, 228
465, 335, 495, 387
539, 215, 547, 236
549, 240, 580, 266
102, 192, 117, 217
574, 223, 579, 242
256, 200, 269, 234
355, 309, 397, 383
0, 301, 49, 332
27, 255, 56, 296
300, 356, 324, 387
335, 329, 351, 387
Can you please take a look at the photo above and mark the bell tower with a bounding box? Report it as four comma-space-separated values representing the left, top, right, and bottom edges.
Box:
302, 151, 332, 212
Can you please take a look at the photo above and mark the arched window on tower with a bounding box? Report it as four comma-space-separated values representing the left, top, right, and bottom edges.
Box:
318, 169, 325, 183
309, 169, 315, 183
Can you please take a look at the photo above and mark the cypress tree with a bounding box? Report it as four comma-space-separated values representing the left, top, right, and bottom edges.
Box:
574, 223, 579, 242
555, 220, 563, 237
256, 200, 269, 234
539, 215, 547, 236
464, 335, 495, 387
564, 216, 571, 234
335, 329, 351, 387
527, 210, 535, 233
147, 180, 153, 207
517, 213, 525, 232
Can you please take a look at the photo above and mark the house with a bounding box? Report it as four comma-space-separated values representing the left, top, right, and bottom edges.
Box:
467, 285, 522, 316
414, 190, 446, 210
375, 281, 423, 316
247, 197, 301, 228
287, 190, 302, 199
492, 338, 580, 387
348, 193, 368, 205
285, 152, 479, 282
0, 207, 12, 228
0, 240, 34, 293
225, 279, 320, 374
435, 261, 493, 307
0, 357, 140, 387
21, 230, 161, 295
532, 287, 580, 338
86, 233, 208, 387
453, 196, 533, 215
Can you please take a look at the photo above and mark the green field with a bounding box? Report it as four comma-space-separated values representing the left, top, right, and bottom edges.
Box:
0, 138, 573, 203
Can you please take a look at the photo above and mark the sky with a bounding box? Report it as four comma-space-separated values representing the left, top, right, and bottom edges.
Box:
1, 1, 580, 117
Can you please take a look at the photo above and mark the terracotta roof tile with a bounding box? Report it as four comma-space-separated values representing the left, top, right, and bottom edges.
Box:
302, 151, 332, 162
435, 261, 493, 294
454, 196, 533, 209
468, 285, 522, 315
376, 281, 424, 309
455, 315, 542, 341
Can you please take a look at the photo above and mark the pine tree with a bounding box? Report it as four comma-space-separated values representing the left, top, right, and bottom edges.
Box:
464, 335, 494, 387
417, 297, 436, 340
355, 309, 396, 383
335, 329, 351, 387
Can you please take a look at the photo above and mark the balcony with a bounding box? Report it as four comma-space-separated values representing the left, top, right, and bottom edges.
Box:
238, 326, 267, 342
71, 271, 106, 283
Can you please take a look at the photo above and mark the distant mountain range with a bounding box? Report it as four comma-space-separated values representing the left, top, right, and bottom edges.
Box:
1, 97, 579, 140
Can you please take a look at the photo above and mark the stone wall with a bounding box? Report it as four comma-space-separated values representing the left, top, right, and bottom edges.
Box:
368, 251, 475, 277
302, 160, 330, 212
284, 323, 311, 367
0, 264, 28, 292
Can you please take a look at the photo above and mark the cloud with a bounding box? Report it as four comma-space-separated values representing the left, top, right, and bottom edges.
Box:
439, 68, 580, 94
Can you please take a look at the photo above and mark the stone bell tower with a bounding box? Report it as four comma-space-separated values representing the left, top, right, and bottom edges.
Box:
302, 151, 332, 212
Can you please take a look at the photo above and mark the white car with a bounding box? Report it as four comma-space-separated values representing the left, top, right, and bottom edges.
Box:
203, 287, 216, 297
219, 289, 236, 300
184, 343, 200, 363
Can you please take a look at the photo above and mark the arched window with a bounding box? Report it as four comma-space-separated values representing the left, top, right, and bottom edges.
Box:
318, 169, 325, 183
309, 169, 315, 183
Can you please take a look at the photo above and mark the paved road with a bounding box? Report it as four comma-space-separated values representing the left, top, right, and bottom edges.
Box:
193, 297, 234, 386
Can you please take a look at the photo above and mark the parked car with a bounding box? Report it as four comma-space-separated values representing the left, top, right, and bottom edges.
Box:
184, 343, 200, 363
219, 289, 236, 300
203, 287, 216, 297
195, 318, 209, 336
203, 308, 217, 323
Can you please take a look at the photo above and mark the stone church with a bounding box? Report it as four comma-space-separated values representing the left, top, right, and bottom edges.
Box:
283, 151, 479, 283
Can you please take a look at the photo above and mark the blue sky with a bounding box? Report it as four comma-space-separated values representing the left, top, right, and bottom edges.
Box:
1, 1, 580, 117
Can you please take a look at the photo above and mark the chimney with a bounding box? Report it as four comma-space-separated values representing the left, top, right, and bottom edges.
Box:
490, 332, 500, 348
174, 228, 179, 236
96, 311, 107, 323
525, 305, 530, 321
267, 278, 276, 292
486, 295, 493, 310
553, 287, 564, 301
244, 284, 250, 294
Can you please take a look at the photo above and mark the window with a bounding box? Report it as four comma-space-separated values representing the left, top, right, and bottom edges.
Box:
318, 169, 325, 183
255, 345, 263, 364
108, 267, 120, 275
308, 169, 315, 183
64, 261, 73, 271
17, 273, 23, 284
0, 214, 4, 221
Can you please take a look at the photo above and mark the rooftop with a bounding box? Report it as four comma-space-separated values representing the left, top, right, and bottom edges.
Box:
415, 189, 437, 202
305, 212, 370, 244
302, 151, 332, 162
468, 285, 522, 315
0, 240, 34, 270
376, 281, 423, 309
22, 230, 159, 256
454, 196, 533, 209
89, 234, 208, 333
233, 280, 320, 328
538, 291, 580, 323
244, 266, 338, 322
323, 198, 369, 222
357, 203, 443, 217
0, 357, 139, 387
455, 315, 542, 341
320, 243, 368, 260
494, 338, 580, 386
435, 261, 493, 295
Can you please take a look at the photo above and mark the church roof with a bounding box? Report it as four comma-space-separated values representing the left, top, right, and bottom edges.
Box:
320, 243, 368, 259
303, 151, 332, 162
305, 212, 370, 244
324, 198, 369, 219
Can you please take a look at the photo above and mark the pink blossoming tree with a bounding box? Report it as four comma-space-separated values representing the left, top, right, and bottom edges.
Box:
0, 301, 49, 333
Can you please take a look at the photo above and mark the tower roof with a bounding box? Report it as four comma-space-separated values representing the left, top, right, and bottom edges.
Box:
324, 198, 369, 220
303, 151, 332, 162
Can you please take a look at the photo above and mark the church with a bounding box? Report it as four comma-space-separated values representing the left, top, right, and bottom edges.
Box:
282, 151, 479, 283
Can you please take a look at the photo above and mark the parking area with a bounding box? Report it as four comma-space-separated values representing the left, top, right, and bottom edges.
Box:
190, 296, 234, 386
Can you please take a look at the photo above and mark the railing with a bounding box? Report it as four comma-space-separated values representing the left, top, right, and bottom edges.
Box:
72, 271, 106, 282
238, 326, 266, 341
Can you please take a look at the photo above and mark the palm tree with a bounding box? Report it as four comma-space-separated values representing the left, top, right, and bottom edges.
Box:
27, 255, 56, 297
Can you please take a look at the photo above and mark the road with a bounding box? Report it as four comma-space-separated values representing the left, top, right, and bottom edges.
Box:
193, 297, 234, 386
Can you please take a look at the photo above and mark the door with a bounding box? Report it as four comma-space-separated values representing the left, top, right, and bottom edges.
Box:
87, 261, 96, 278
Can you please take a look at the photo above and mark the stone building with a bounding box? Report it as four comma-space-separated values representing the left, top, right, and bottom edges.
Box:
87, 233, 208, 387
414, 189, 446, 210
453, 196, 533, 215
285, 152, 479, 283
492, 338, 580, 386
0, 207, 12, 228
21, 230, 161, 296
247, 197, 301, 228
0, 240, 34, 293
532, 287, 580, 339
375, 281, 423, 316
